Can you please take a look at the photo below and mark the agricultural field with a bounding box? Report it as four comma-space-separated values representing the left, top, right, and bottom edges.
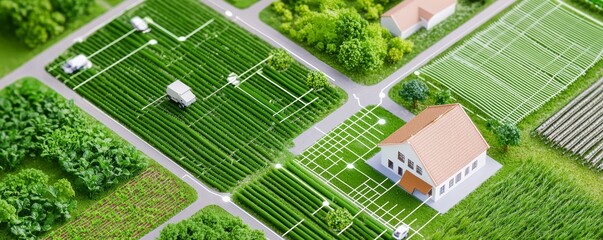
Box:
296, 107, 437, 236
430, 162, 603, 239
46, 0, 345, 191
420, 0, 603, 124
536, 79, 603, 170
0, 78, 195, 239
235, 161, 390, 239
45, 165, 196, 239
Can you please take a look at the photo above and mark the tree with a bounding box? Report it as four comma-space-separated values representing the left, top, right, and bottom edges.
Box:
306, 71, 329, 89
267, 49, 293, 71
338, 38, 383, 72
326, 208, 353, 231
336, 10, 368, 41
434, 89, 452, 105
50, 0, 93, 21
0, 0, 93, 48
399, 79, 429, 109
486, 120, 521, 152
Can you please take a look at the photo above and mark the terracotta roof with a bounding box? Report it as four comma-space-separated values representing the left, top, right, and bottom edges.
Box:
379, 104, 489, 186
399, 171, 432, 195
382, 0, 456, 31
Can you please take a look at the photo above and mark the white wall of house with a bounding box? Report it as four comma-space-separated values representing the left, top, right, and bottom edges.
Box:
424, 4, 456, 30
380, 144, 435, 187
400, 22, 423, 39
433, 151, 487, 201
381, 17, 402, 37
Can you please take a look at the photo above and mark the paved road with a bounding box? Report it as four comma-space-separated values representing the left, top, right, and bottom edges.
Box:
0, 0, 514, 239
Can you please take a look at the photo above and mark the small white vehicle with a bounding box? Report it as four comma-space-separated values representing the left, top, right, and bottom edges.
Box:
392, 224, 409, 240
62, 54, 92, 74
130, 16, 150, 33
227, 73, 240, 86
167, 80, 196, 108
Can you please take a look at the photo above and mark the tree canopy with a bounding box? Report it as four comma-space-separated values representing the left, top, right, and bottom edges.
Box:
159, 206, 265, 240
325, 208, 353, 231
267, 48, 294, 71
306, 70, 330, 89
486, 120, 521, 151
0, 0, 93, 48
434, 89, 452, 105
399, 79, 430, 109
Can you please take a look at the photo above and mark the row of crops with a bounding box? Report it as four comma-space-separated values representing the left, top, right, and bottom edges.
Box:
46, 0, 344, 191
235, 162, 391, 239
45, 165, 196, 239
430, 161, 603, 239
536, 78, 603, 170
420, 0, 603, 124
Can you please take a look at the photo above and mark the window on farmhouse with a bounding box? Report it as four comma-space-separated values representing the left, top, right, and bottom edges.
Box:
472, 160, 478, 170
398, 152, 405, 162
440, 186, 445, 194
456, 173, 462, 183
408, 160, 414, 170
449, 179, 454, 188
398, 167, 403, 176
388, 160, 393, 169
416, 166, 422, 175
465, 167, 470, 176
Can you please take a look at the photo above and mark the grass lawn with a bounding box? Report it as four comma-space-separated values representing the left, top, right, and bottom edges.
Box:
225, 0, 258, 9
259, 0, 495, 85
297, 107, 438, 231
104, 0, 124, 6
0, 3, 106, 78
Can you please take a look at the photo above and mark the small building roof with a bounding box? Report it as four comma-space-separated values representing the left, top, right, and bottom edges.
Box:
167, 80, 191, 95
399, 171, 432, 195
379, 104, 489, 186
382, 0, 457, 32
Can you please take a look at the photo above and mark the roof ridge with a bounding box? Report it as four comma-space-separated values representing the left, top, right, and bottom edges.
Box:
407, 104, 458, 142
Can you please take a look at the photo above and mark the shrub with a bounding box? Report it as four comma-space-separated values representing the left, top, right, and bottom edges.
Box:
434, 89, 452, 105
325, 208, 353, 231
267, 48, 294, 71
306, 71, 330, 89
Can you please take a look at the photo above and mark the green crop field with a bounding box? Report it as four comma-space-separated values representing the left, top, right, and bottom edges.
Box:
46, 0, 345, 191
296, 107, 438, 237
45, 165, 196, 239
430, 162, 603, 239
235, 162, 390, 239
420, 0, 603, 124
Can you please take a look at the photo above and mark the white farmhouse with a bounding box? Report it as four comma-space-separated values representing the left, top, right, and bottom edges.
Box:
378, 104, 489, 202
381, 0, 457, 39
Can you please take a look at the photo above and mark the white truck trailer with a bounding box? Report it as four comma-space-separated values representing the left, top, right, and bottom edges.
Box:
167, 80, 196, 108
62, 54, 92, 74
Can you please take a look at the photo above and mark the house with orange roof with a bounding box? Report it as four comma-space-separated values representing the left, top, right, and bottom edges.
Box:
381, 0, 457, 39
378, 104, 489, 202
